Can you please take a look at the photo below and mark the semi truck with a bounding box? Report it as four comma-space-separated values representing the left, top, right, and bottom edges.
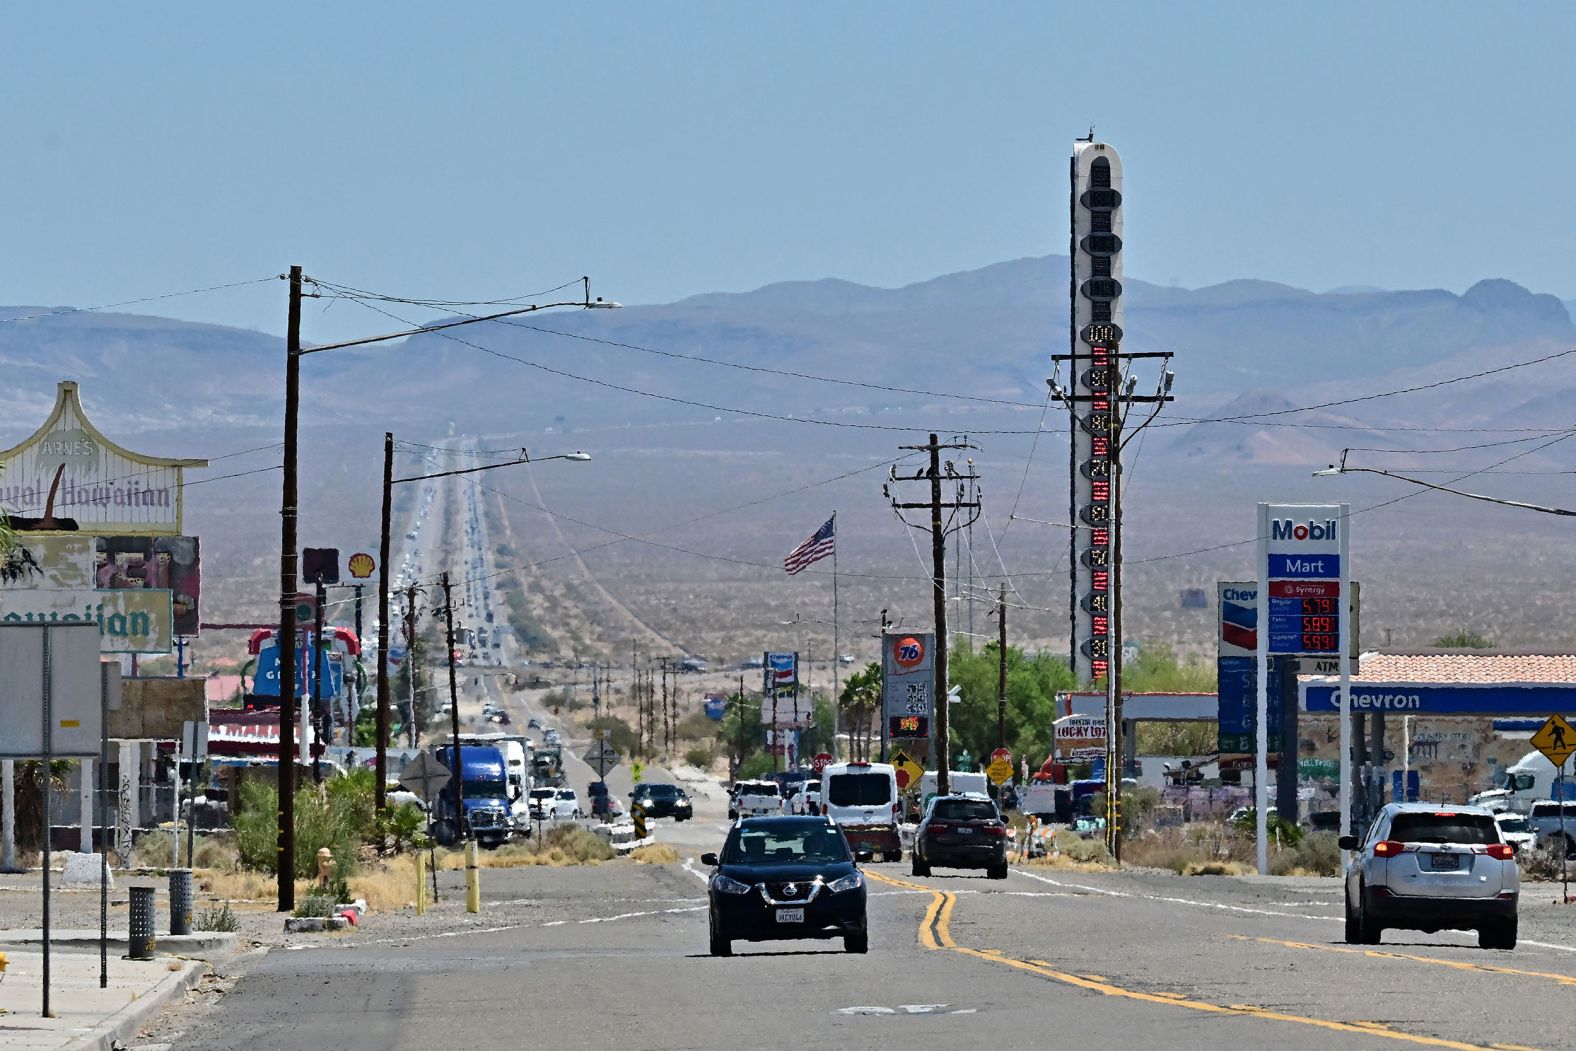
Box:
431, 744, 516, 848
1470, 750, 1575, 814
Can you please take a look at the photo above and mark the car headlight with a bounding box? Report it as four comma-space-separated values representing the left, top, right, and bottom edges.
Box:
826, 872, 863, 894
713, 874, 753, 896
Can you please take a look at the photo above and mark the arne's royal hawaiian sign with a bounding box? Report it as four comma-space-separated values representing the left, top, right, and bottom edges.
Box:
0, 382, 207, 535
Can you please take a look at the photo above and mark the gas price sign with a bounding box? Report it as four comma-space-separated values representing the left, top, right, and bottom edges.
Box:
1259, 505, 1347, 658
1267, 581, 1341, 654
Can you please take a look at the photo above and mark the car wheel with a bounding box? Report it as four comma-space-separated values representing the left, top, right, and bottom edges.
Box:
844, 930, 868, 954
883, 850, 901, 863
1479, 917, 1517, 951
709, 922, 732, 958
911, 855, 930, 878
989, 862, 1008, 880
1343, 891, 1362, 944
1358, 898, 1383, 945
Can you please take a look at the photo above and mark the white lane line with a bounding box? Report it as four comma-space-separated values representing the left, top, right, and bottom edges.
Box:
1524, 939, 1576, 953
682, 857, 709, 883
1011, 867, 1336, 921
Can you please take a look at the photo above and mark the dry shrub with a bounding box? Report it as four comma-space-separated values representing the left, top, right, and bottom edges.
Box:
628, 844, 679, 864
353, 855, 421, 911
195, 868, 286, 902
1184, 860, 1251, 876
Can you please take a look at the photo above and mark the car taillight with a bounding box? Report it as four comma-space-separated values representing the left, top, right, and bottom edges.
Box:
1373, 840, 1405, 857
928, 821, 952, 834
1486, 844, 1515, 860
983, 824, 1009, 837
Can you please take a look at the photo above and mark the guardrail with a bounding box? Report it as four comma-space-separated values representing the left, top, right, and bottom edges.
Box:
593, 820, 654, 855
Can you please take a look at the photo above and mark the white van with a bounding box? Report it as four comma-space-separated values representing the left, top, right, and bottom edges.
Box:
819, 762, 902, 861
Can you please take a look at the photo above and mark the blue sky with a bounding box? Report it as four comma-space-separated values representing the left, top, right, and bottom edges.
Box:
5, 2, 1573, 341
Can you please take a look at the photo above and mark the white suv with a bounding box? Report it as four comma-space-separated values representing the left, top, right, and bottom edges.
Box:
1341, 802, 1519, 950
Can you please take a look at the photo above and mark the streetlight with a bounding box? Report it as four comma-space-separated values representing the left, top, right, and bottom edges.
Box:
374, 444, 592, 814
277, 266, 614, 912
1313, 458, 1576, 516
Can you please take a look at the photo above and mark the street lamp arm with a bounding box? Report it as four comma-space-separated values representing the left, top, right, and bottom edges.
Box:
390, 451, 590, 486
1317, 464, 1576, 517
299, 297, 619, 357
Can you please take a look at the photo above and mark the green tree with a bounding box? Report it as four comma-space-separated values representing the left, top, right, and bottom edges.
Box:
838, 664, 882, 761
796, 695, 840, 759
947, 644, 1078, 771
716, 691, 763, 778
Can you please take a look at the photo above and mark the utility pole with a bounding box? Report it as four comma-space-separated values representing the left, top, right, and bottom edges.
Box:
440, 573, 465, 844
405, 585, 420, 748
997, 582, 1008, 750
660, 657, 671, 756
276, 264, 302, 913
885, 434, 980, 797
375, 432, 392, 813
311, 577, 326, 784
736, 673, 747, 781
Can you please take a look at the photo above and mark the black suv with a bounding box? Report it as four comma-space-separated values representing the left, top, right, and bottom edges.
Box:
631, 782, 693, 821
912, 794, 1009, 879
703, 816, 869, 956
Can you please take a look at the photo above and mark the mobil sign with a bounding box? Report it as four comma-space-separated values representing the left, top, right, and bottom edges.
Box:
1258, 503, 1347, 658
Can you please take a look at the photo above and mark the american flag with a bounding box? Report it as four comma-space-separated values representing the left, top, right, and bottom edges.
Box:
784, 515, 835, 575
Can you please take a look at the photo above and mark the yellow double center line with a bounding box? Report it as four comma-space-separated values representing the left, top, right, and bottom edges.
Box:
866, 871, 1536, 1051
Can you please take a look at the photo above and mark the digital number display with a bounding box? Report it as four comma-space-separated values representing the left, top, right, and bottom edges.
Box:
1268, 593, 1341, 654
889, 715, 930, 739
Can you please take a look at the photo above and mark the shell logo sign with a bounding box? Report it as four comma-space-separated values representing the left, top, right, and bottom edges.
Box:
348, 553, 375, 579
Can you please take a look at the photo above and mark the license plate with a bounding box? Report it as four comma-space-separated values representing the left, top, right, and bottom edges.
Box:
955, 827, 972, 835
776, 908, 804, 924
1429, 852, 1459, 871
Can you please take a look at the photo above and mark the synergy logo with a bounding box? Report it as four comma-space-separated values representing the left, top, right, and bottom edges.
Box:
1270, 518, 1338, 542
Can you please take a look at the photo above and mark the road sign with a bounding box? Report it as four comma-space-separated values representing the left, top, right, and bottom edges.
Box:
890, 749, 922, 792
631, 760, 644, 784
632, 803, 648, 840
986, 748, 1013, 785
582, 740, 622, 779
1532, 714, 1576, 769
398, 752, 451, 801
811, 751, 835, 775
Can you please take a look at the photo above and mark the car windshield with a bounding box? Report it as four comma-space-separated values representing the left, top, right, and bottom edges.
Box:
639, 785, 680, 798
462, 779, 505, 799
556, 791, 575, 800
723, 825, 850, 865
1389, 812, 1498, 845
827, 773, 891, 807
932, 799, 998, 822
1497, 816, 1530, 833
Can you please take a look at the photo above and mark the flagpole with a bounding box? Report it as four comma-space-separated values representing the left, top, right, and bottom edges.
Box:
832, 510, 840, 745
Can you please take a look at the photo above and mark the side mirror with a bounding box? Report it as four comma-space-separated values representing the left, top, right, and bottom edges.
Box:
700, 852, 719, 867
854, 849, 874, 864
1337, 835, 1359, 851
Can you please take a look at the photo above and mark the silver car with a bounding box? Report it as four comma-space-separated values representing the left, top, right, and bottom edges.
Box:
1340, 802, 1518, 950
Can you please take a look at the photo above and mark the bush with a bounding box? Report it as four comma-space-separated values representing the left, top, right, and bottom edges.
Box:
683, 746, 715, 770
194, 901, 239, 932
1052, 830, 1112, 864
541, 823, 615, 862
292, 892, 337, 918
736, 752, 775, 780
587, 716, 638, 757
1271, 831, 1340, 876
234, 772, 377, 880
378, 802, 430, 853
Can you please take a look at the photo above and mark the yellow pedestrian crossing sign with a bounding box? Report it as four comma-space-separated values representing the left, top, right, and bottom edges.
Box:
1531, 713, 1576, 769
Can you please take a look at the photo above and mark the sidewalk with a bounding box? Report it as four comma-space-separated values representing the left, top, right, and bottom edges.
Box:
0, 950, 205, 1051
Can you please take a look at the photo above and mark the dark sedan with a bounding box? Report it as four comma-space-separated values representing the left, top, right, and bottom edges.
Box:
703, 816, 869, 956
912, 794, 1009, 879
631, 782, 693, 821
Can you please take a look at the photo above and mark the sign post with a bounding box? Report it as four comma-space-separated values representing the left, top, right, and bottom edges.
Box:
1256, 503, 1348, 875
1531, 713, 1576, 902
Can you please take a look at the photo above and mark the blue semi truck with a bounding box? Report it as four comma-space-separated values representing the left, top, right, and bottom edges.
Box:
431, 744, 517, 848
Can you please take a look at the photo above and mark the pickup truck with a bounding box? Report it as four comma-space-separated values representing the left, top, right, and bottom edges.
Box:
728, 779, 783, 819
1527, 799, 1576, 854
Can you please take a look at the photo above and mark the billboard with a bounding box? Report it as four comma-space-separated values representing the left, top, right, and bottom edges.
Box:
0, 533, 199, 650
0, 382, 206, 534
761, 651, 808, 728
882, 632, 934, 740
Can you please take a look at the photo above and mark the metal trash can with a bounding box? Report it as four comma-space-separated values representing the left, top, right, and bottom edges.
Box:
169, 868, 193, 936
128, 885, 157, 960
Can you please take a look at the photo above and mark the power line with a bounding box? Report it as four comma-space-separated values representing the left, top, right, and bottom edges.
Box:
311, 276, 586, 310
1155, 344, 1576, 428
338, 294, 1047, 435
321, 281, 1048, 410
0, 276, 281, 326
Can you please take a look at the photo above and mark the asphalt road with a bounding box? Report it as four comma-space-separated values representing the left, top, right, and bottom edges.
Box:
155, 852, 1576, 1051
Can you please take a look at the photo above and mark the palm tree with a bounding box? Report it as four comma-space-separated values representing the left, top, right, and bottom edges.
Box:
838, 664, 881, 761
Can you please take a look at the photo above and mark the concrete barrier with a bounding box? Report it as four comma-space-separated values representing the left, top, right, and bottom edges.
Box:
593, 821, 653, 855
